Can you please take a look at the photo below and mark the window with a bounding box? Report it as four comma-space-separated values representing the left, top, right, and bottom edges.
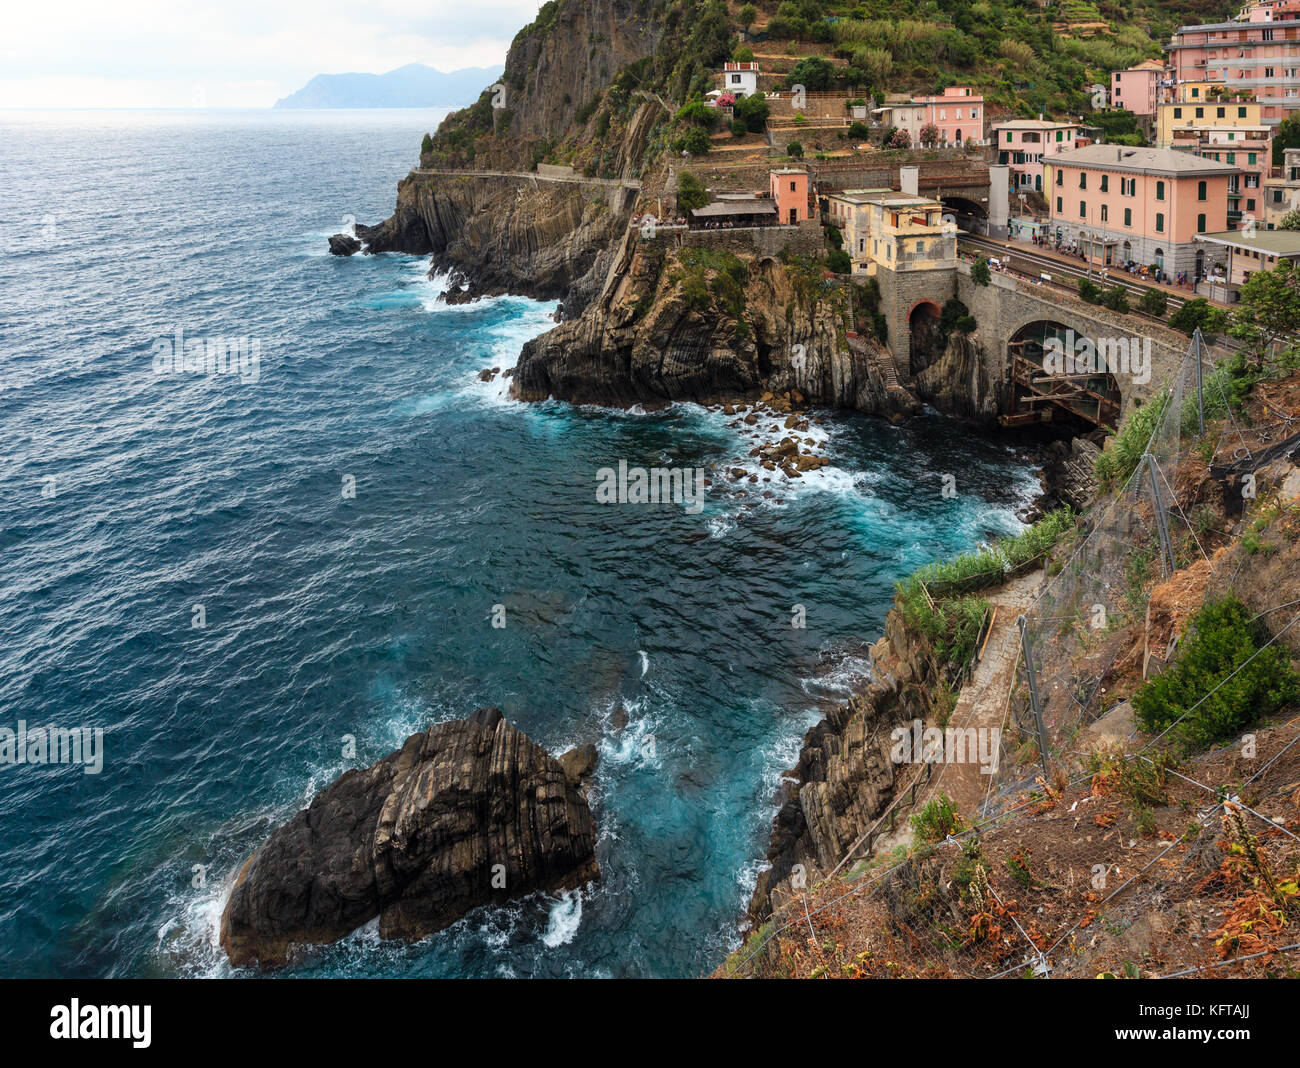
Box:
790, 181, 796, 191
1174, 107, 1183, 118
1249, 153, 1257, 165
1056, 196, 1063, 213
1080, 172, 1087, 189
1197, 213, 1207, 232
1124, 207, 1132, 226
1006, 131, 1013, 142
1195, 106, 1204, 117
1198, 180, 1207, 201
1156, 180, 1165, 201
1101, 174, 1109, 192
1079, 200, 1087, 218
1156, 212, 1165, 232
1101, 204, 1109, 222
1217, 106, 1226, 118
1056, 170, 1063, 186
1056, 130, 1063, 142
1239, 106, 1248, 117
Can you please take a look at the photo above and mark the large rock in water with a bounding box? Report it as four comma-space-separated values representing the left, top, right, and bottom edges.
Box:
219, 708, 599, 968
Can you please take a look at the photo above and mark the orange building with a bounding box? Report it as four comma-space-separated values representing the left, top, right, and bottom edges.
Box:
769, 168, 811, 225
1044, 145, 1237, 278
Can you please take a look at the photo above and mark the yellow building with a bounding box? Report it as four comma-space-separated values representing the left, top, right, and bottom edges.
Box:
1156, 97, 1262, 147
826, 189, 956, 275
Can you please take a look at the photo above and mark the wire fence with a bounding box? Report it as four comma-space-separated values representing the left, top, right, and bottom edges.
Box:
725, 330, 1300, 979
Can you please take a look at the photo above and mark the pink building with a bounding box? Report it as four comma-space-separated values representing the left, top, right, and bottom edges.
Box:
1168, 8, 1300, 125
912, 86, 984, 144
769, 168, 811, 225
874, 86, 984, 145
1110, 59, 1165, 115
1044, 145, 1237, 278
993, 119, 1080, 192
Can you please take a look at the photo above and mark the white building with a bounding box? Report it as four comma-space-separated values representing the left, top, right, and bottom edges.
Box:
722, 61, 760, 98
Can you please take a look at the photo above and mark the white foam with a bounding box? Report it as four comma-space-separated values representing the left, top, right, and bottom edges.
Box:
541, 891, 584, 948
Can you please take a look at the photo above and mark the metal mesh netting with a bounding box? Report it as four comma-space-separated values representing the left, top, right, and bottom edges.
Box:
981, 335, 1213, 814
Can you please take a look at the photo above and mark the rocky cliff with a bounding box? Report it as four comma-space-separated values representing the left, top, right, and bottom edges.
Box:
219, 708, 599, 969
512, 234, 919, 415
345, 171, 636, 314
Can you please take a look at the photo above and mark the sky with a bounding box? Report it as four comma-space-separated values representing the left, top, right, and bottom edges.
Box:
0, 0, 541, 108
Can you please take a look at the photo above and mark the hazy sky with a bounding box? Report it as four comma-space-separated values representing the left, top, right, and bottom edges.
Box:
0, 0, 539, 108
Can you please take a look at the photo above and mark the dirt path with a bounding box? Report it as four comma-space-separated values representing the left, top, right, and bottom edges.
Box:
925, 570, 1043, 820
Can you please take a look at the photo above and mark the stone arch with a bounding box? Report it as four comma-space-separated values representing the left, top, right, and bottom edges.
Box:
1005, 319, 1122, 429
908, 299, 945, 374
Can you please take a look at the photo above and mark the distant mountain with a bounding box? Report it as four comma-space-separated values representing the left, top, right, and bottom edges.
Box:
274, 63, 502, 109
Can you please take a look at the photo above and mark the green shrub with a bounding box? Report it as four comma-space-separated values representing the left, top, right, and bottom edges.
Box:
676, 170, 709, 213
827, 249, 852, 273
1094, 392, 1169, 490
971, 257, 991, 286
912, 794, 964, 843
1133, 597, 1300, 747
1078, 278, 1103, 304
786, 141, 804, 158
1139, 289, 1167, 317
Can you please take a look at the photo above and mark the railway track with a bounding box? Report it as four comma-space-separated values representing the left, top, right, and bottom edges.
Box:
959, 234, 1189, 312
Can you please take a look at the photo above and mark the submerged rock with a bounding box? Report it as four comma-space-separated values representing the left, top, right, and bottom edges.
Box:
219, 708, 599, 969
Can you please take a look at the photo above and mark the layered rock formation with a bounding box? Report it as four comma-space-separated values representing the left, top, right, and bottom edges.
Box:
513, 235, 918, 415
913, 330, 1005, 426
219, 708, 599, 969
334, 173, 635, 316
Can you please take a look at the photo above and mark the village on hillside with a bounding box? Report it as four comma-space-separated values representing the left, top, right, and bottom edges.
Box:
624, 0, 1300, 305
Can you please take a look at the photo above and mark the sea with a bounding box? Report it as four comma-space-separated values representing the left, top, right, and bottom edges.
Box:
0, 108, 1041, 977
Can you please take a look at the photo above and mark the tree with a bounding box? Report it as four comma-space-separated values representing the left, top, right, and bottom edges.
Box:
1230, 257, 1300, 372
827, 249, 852, 273
675, 126, 712, 156
737, 3, 757, 32
887, 127, 911, 149
1169, 297, 1228, 340
1274, 111, 1300, 166
676, 171, 708, 214
732, 44, 754, 62
971, 257, 991, 286
733, 94, 770, 132
1078, 278, 1103, 304
1102, 285, 1129, 313
918, 123, 940, 146
1280, 209, 1300, 231
675, 101, 718, 128
1139, 289, 1167, 317
786, 141, 804, 158
785, 57, 835, 91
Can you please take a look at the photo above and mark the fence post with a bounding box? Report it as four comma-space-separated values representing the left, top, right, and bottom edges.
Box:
1192, 328, 1205, 438
1017, 615, 1051, 779
1145, 452, 1175, 576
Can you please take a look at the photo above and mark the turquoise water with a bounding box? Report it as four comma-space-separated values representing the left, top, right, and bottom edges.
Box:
0, 109, 1040, 977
